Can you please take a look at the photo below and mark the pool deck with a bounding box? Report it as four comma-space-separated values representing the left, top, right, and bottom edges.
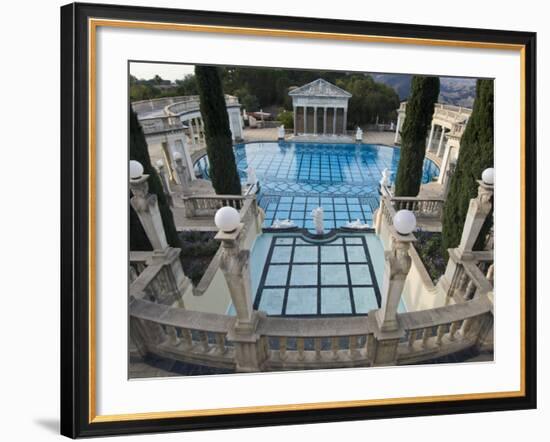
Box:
242, 127, 397, 146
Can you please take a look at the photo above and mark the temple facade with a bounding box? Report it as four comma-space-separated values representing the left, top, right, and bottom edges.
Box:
289, 79, 352, 136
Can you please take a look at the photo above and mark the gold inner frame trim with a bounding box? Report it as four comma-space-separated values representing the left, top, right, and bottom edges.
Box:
88, 17, 527, 424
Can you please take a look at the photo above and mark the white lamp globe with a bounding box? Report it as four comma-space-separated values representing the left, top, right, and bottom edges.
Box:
155, 159, 163, 168
482, 167, 494, 185
129, 160, 144, 180
173, 151, 182, 161
215, 206, 241, 233
393, 210, 417, 235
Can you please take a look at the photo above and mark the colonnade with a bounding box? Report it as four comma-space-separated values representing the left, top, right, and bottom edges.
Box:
292, 105, 347, 135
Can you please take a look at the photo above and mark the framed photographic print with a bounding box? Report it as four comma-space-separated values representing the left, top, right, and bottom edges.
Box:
60, 2, 537, 438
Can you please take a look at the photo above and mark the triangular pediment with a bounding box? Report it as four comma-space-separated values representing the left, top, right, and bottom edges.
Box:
289, 78, 352, 98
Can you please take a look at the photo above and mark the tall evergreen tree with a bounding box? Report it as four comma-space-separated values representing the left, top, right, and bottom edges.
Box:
129, 107, 180, 250
195, 66, 242, 195
394, 76, 440, 196
441, 79, 494, 254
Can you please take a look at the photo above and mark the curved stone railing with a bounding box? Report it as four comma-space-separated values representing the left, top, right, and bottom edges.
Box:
130, 297, 237, 370
132, 95, 240, 119
138, 115, 185, 135
397, 294, 493, 365
399, 102, 472, 131
165, 95, 240, 117
129, 293, 493, 371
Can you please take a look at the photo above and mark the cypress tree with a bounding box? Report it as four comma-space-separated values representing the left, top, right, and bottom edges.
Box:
441, 79, 494, 254
129, 107, 180, 250
195, 66, 242, 195
394, 76, 440, 196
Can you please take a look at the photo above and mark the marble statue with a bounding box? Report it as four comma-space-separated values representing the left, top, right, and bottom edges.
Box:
311, 207, 324, 235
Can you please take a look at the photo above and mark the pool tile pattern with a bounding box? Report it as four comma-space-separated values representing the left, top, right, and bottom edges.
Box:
194, 142, 439, 231
253, 234, 381, 316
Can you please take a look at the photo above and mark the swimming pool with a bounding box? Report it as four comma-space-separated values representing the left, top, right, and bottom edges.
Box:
194, 141, 439, 230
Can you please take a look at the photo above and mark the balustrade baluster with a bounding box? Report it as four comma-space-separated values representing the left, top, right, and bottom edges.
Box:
279, 336, 288, 361
214, 333, 226, 354
331, 336, 339, 360
314, 337, 322, 360
436, 325, 445, 345
349, 335, 360, 359
262, 336, 269, 360
448, 321, 460, 341
167, 326, 179, 346
487, 264, 494, 284
408, 329, 417, 348
465, 280, 477, 300
180, 328, 192, 350
297, 337, 305, 361
421, 328, 430, 348
460, 318, 473, 337
199, 331, 209, 352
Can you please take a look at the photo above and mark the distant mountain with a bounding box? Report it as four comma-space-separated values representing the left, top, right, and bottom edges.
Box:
370, 74, 477, 108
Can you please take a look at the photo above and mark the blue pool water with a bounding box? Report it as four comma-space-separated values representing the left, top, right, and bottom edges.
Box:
195, 142, 439, 230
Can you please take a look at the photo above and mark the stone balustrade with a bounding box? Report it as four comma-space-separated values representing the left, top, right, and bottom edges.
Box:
138, 116, 185, 135
391, 196, 445, 220
397, 294, 493, 365
164, 95, 240, 117
444, 249, 494, 303
257, 316, 373, 370
129, 292, 493, 371
182, 194, 246, 218
130, 297, 237, 370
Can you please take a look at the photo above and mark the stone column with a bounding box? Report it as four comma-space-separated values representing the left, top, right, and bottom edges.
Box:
437, 142, 453, 185
200, 118, 206, 143
375, 227, 415, 332
130, 175, 168, 251
333, 107, 337, 135
323, 107, 327, 135
216, 224, 265, 372
130, 173, 190, 306
394, 114, 401, 143
368, 226, 414, 366
188, 119, 196, 146
438, 179, 494, 301
343, 108, 348, 135
427, 123, 435, 150
194, 118, 202, 144
458, 180, 494, 252
293, 106, 297, 135
303, 106, 308, 134
174, 154, 191, 189
180, 138, 196, 181
313, 107, 318, 134
437, 127, 446, 157
156, 161, 173, 207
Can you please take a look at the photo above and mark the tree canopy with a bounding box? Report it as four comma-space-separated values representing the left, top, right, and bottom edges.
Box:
394, 76, 440, 196
195, 66, 242, 196
129, 107, 180, 250
130, 68, 400, 125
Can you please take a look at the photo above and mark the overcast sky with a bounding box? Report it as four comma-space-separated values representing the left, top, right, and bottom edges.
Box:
130, 62, 195, 81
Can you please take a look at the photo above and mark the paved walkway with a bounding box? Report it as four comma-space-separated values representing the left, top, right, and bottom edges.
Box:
242, 128, 397, 146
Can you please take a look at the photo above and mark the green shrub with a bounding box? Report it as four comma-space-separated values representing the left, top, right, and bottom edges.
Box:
441, 79, 494, 255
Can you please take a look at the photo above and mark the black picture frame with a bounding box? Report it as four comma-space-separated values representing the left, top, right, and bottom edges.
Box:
60, 2, 537, 438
